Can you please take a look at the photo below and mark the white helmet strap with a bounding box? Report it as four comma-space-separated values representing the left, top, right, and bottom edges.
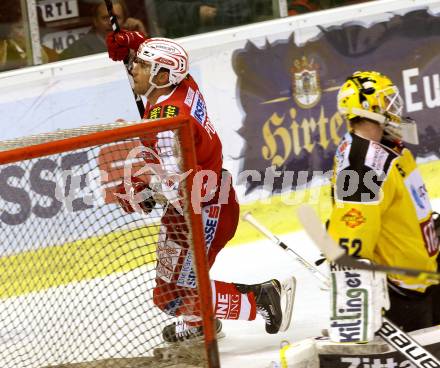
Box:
144, 84, 155, 99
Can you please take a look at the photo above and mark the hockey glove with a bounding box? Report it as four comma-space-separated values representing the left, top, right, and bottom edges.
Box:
114, 176, 156, 214
106, 30, 147, 61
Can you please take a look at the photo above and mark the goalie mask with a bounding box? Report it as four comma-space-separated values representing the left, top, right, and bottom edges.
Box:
337, 71, 418, 144
136, 38, 189, 90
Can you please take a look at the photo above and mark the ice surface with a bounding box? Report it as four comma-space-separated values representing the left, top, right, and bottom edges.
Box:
211, 231, 329, 368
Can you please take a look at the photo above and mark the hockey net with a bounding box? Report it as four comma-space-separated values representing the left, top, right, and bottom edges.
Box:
0, 117, 219, 368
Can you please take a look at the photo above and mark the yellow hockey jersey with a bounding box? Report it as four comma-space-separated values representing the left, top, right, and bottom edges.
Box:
328, 132, 439, 292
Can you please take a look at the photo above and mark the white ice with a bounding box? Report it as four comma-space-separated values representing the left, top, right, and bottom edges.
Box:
0, 230, 327, 368
212, 230, 329, 368
1, 196, 439, 367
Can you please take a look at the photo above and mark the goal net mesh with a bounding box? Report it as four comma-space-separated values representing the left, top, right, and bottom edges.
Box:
0, 119, 213, 368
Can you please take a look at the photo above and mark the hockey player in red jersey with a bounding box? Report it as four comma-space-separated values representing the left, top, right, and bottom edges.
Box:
106, 31, 295, 342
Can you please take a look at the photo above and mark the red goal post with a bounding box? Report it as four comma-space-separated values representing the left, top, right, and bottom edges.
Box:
0, 117, 220, 368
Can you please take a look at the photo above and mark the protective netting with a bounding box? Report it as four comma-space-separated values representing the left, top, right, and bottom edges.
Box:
0, 122, 209, 368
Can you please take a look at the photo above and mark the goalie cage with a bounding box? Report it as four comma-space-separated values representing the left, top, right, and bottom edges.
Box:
0, 117, 220, 368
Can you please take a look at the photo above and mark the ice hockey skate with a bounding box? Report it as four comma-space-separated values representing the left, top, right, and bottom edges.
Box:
153, 318, 224, 361
236, 277, 296, 334
162, 317, 224, 343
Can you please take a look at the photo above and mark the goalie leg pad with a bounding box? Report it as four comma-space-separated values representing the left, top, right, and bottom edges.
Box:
279, 338, 319, 368
329, 261, 389, 343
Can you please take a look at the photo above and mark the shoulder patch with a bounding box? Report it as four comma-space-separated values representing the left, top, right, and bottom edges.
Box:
365, 141, 391, 173
335, 133, 352, 174
184, 87, 195, 107
404, 169, 431, 220
190, 91, 207, 125
334, 135, 397, 204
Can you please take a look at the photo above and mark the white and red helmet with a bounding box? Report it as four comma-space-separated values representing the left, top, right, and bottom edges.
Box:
136, 38, 189, 87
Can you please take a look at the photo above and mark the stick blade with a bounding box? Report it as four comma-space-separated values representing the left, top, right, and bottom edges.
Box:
296, 204, 345, 261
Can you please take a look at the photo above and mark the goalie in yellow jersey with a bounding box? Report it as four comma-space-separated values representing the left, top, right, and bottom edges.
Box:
327, 70, 440, 339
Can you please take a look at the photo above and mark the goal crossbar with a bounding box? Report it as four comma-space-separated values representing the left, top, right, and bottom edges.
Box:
0, 116, 220, 368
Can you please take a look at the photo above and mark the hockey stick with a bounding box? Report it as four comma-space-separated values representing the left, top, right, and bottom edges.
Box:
376, 319, 440, 368
242, 212, 330, 290
104, 0, 145, 117
243, 211, 440, 368
242, 212, 297, 332
297, 204, 440, 282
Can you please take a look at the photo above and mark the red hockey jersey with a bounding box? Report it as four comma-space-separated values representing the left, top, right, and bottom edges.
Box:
143, 75, 223, 177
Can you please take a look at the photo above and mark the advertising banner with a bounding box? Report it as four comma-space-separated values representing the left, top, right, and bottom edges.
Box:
233, 9, 440, 194
0, 3, 439, 251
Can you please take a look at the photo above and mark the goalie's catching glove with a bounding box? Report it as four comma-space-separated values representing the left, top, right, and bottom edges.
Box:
106, 30, 147, 61
114, 176, 156, 214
